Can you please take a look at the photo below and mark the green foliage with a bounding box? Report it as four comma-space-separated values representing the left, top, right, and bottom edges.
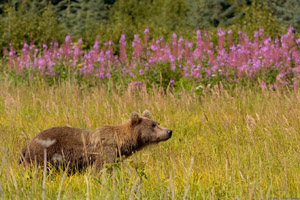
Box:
0, 0, 64, 50
267, 0, 300, 33
106, 0, 188, 44
229, 0, 285, 38
56, 0, 108, 45
185, 0, 244, 28
109, 0, 187, 30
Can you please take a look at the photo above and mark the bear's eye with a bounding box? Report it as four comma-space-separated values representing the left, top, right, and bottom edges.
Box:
152, 123, 156, 128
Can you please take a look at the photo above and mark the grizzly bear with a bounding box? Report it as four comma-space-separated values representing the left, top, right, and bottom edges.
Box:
19, 110, 172, 171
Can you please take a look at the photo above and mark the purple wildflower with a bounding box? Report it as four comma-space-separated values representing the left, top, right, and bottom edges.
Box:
169, 79, 175, 86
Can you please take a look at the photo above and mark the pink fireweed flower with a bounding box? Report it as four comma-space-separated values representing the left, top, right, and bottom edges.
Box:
119, 34, 126, 42
218, 28, 226, 50
65, 35, 71, 43
227, 29, 233, 47
276, 72, 286, 81
132, 34, 142, 60
218, 28, 226, 37
9, 47, 16, 57
96, 68, 105, 78
172, 32, 177, 39
196, 30, 201, 38
288, 26, 294, 33
172, 33, 178, 57
38, 58, 46, 71
105, 72, 111, 78
139, 68, 144, 75
171, 64, 176, 71
183, 66, 189, 77
150, 44, 157, 51
93, 39, 99, 50
187, 42, 193, 48
22, 42, 29, 52
259, 28, 264, 36
169, 79, 175, 86
119, 33, 127, 62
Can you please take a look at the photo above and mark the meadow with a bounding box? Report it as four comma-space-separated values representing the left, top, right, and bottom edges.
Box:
1, 81, 300, 199
1, 26, 300, 199
1, 0, 300, 198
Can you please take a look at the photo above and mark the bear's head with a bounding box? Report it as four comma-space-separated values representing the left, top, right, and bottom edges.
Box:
130, 110, 172, 146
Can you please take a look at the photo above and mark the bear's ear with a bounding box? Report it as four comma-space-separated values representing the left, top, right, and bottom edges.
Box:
131, 112, 141, 126
142, 110, 152, 119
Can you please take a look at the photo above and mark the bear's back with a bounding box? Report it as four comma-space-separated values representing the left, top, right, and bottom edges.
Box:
20, 126, 93, 167
33, 126, 90, 144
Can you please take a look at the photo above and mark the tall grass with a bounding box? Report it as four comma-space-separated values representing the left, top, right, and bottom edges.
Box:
1, 81, 300, 199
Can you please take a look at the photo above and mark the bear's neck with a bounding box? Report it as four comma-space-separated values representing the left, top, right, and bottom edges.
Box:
92, 122, 139, 157
116, 123, 139, 157
118, 142, 139, 157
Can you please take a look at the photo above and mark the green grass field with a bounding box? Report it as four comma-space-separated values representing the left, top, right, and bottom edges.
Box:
1, 81, 300, 199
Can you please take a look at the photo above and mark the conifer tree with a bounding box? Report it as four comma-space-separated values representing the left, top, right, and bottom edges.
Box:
55, 0, 108, 37
186, 0, 249, 28
267, 0, 300, 32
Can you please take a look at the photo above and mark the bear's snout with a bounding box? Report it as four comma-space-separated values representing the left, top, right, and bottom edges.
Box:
156, 128, 173, 142
167, 130, 172, 138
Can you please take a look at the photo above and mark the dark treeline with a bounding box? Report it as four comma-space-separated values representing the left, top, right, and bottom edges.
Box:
0, 0, 299, 50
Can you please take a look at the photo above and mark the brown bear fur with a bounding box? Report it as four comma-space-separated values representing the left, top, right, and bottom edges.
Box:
19, 110, 172, 171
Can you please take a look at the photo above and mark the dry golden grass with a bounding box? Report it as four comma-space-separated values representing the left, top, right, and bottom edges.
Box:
1, 81, 300, 199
